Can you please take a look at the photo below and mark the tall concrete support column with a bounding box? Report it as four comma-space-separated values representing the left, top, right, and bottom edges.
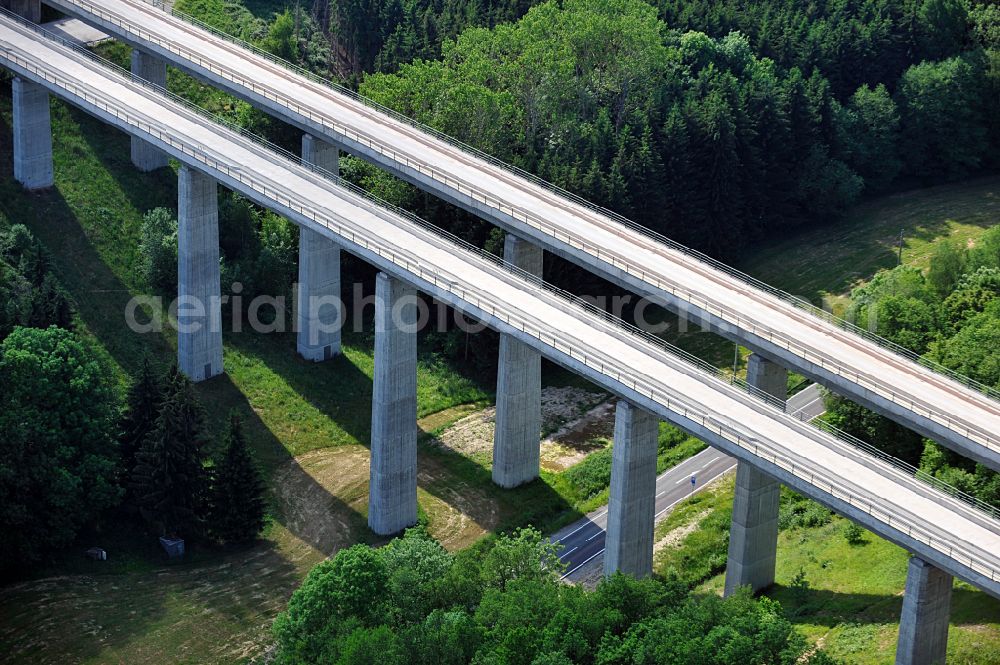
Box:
12, 77, 53, 190
297, 134, 342, 361
896, 557, 953, 665
368, 272, 418, 535
4, 0, 41, 22
745, 352, 789, 399
724, 353, 787, 596
492, 234, 543, 488
177, 166, 223, 382
301, 133, 339, 174
604, 401, 660, 578
130, 51, 169, 172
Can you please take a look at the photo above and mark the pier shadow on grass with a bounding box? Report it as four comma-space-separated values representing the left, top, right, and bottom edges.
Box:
0, 95, 370, 663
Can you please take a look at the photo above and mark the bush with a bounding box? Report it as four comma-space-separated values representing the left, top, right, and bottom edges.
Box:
667, 505, 733, 586
563, 442, 613, 500
138, 207, 178, 295
273, 544, 390, 664
565, 424, 702, 502
842, 521, 866, 545
789, 568, 812, 609
0, 225, 74, 338
779, 492, 833, 530
273, 528, 829, 665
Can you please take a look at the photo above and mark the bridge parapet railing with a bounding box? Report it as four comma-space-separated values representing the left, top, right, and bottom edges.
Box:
67, 0, 1000, 437
3, 11, 999, 585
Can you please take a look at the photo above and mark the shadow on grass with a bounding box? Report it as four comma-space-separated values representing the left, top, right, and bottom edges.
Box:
0, 92, 370, 659
0, 172, 368, 552
239, 322, 586, 538
739, 176, 1000, 302
4, 82, 578, 548
224, 327, 376, 448
0, 537, 302, 663
72, 103, 179, 216
768, 583, 1000, 629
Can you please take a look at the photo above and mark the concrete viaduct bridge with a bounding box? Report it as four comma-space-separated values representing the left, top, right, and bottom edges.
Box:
1, 4, 998, 662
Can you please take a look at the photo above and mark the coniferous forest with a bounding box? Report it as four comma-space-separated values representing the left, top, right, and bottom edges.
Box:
193, 0, 999, 260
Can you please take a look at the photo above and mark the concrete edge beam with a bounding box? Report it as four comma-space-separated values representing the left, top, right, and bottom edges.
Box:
37, 9, 994, 471
16, 39, 994, 594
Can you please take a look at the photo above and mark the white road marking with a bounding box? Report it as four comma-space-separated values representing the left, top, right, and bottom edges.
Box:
655, 462, 737, 519
791, 394, 825, 419
557, 509, 608, 541
561, 548, 605, 579
562, 462, 742, 580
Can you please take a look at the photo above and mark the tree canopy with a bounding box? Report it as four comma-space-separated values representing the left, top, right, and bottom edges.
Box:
355, 0, 995, 261
0, 326, 121, 572
826, 225, 1000, 504
208, 413, 267, 545
130, 366, 213, 539
273, 527, 835, 664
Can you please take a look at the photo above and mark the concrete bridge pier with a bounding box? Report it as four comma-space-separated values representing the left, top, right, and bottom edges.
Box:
12, 76, 53, 190
3, 0, 41, 22
9, 1, 50, 190
492, 234, 543, 488
302, 133, 339, 174
177, 165, 223, 382
130, 51, 169, 172
895, 557, 952, 665
368, 272, 419, 535
724, 353, 787, 596
297, 134, 342, 361
604, 401, 660, 578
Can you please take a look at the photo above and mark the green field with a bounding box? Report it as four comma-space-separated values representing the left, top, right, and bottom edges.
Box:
741, 177, 1000, 314
654, 478, 1000, 664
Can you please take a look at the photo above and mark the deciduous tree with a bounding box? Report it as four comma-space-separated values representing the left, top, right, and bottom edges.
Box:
0, 326, 121, 571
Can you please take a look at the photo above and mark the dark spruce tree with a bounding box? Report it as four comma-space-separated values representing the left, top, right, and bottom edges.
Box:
130, 366, 212, 539
209, 413, 266, 545
119, 357, 163, 487
29, 272, 74, 330
0, 225, 74, 332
